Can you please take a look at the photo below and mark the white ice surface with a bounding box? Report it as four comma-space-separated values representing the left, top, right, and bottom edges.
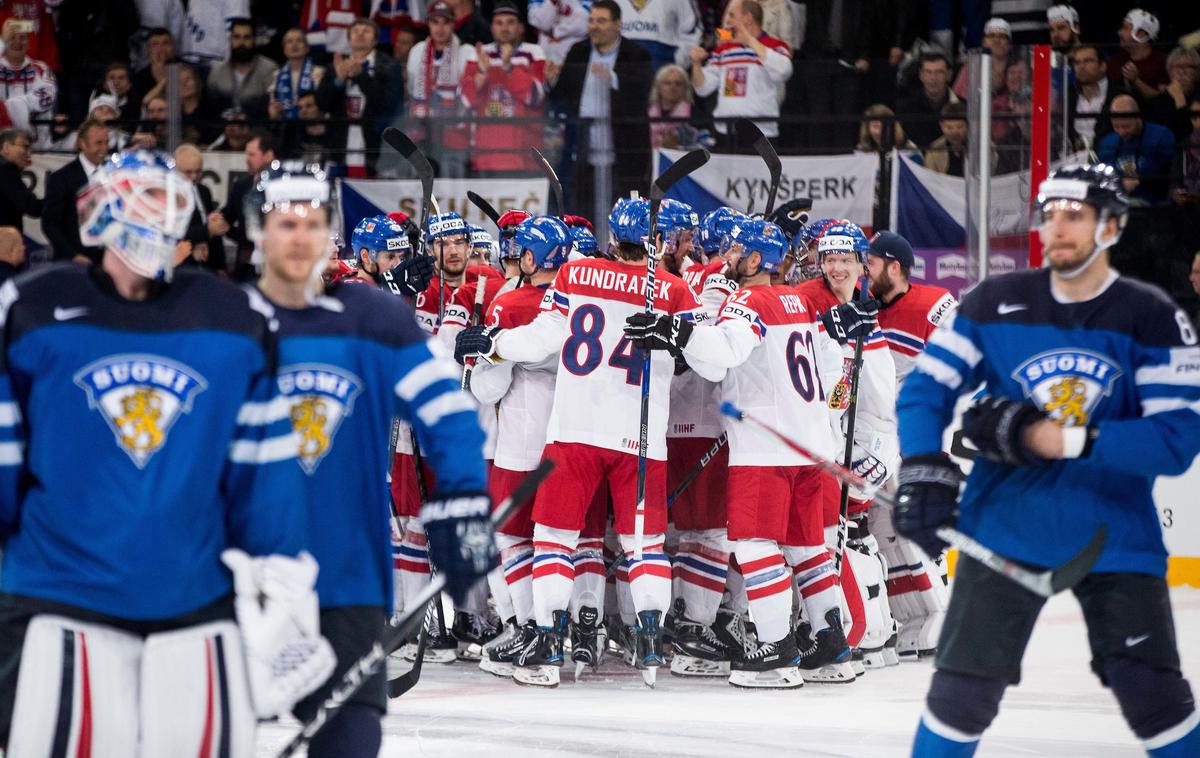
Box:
257, 588, 1200, 757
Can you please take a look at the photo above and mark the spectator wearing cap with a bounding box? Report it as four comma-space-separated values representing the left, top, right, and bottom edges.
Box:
207, 108, 252, 151
408, 0, 471, 178
207, 18, 279, 119
1096, 93, 1174, 206
1067, 44, 1120, 150
1046, 5, 1080, 55
865, 230, 916, 304
446, 0, 492, 46
922, 101, 999, 177
1148, 47, 1200, 141
0, 128, 39, 229
268, 28, 325, 121
460, 1, 547, 175
316, 17, 405, 177
552, 0, 652, 218
1109, 9, 1168, 102
896, 52, 959, 150
952, 18, 1014, 101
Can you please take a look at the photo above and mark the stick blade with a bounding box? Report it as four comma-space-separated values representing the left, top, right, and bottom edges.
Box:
1049, 525, 1107, 594
651, 149, 710, 201
733, 118, 765, 150
467, 190, 501, 228
387, 626, 428, 698
382, 127, 434, 182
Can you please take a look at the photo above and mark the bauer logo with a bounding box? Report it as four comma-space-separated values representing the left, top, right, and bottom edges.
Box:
936, 254, 967, 280
1012, 349, 1122, 427
74, 354, 208, 468
278, 364, 364, 475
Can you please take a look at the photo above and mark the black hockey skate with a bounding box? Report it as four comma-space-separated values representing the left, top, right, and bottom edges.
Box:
663, 596, 685, 652
796, 609, 856, 684
669, 618, 732, 677
400, 604, 458, 664
728, 635, 804, 689
453, 610, 502, 662
513, 611, 568, 688
606, 615, 635, 665
631, 610, 665, 687
712, 608, 754, 663
570, 606, 606, 681
479, 620, 536, 678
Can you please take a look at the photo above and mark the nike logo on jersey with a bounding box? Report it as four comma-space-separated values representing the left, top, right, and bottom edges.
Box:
997, 303, 1027, 315
1125, 634, 1150, 648
54, 306, 88, 321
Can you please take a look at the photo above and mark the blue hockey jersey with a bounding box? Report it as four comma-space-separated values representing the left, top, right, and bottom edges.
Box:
0, 265, 306, 620
264, 282, 487, 609
899, 268, 1200, 576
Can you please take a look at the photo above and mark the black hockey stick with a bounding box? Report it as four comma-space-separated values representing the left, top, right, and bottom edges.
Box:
467, 190, 502, 229
666, 432, 727, 508
460, 273, 488, 391
734, 119, 782, 216
832, 276, 871, 576
718, 402, 1108, 598
382, 127, 447, 323
278, 459, 556, 757
633, 148, 711, 558
386, 596, 432, 698
531, 147, 564, 216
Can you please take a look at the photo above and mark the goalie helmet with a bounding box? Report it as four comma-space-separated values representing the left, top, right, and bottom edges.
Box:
76, 149, 196, 281
352, 215, 411, 261
512, 215, 572, 270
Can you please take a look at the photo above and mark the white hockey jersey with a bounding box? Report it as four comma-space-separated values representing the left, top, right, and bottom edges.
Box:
180, 0, 249, 64
668, 258, 733, 440
0, 56, 55, 139
527, 0, 591, 65
613, 0, 701, 70
493, 257, 702, 460
694, 35, 792, 137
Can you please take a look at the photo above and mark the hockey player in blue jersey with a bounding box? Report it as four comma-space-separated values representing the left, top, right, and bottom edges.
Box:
248, 162, 495, 757
895, 163, 1200, 757
0, 150, 332, 756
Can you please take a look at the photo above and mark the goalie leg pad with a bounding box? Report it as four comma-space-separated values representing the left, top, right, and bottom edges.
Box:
8, 615, 141, 758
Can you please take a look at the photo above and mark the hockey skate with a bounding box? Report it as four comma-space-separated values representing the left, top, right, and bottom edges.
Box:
727, 635, 804, 689
631, 610, 665, 687
796, 609, 856, 684
399, 607, 458, 664
453, 610, 501, 662
479, 620, 537, 678
849, 649, 867, 676
513, 611, 568, 688
712, 608, 754, 663
882, 627, 902, 667
571, 606, 606, 681
670, 618, 732, 677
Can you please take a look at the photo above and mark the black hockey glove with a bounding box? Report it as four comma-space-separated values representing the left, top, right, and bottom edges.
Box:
623, 312, 694, 357
380, 254, 435, 297
894, 454, 964, 559
454, 325, 500, 365
961, 395, 1050, 467
419, 492, 498, 605
820, 298, 881, 345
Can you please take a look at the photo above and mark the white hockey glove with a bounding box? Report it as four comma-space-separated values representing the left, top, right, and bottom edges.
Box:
221, 549, 336, 718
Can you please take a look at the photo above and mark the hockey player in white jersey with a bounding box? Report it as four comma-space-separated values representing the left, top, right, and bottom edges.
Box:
614, 0, 701, 70
456, 197, 704, 687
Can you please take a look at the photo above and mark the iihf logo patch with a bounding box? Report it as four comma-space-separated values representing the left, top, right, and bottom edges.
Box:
74, 355, 208, 468
277, 364, 363, 475
1012, 349, 1122, 427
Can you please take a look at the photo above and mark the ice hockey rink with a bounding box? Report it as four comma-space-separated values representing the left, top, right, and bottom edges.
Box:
255, 587, 1200, 757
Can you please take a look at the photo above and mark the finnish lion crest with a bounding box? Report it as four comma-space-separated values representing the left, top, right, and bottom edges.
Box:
277, 364, 363, 475
1012, 349, 1122, 427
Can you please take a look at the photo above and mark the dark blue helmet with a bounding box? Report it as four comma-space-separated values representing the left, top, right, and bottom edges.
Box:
426, 211, 468, 241
1036, 163, 1129, 221
609, 197, 649, 244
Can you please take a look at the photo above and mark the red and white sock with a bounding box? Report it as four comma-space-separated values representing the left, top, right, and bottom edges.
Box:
531, 524, 578, 627
734, 539, 793, 643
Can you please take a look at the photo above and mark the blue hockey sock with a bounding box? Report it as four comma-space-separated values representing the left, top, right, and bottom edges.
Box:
307, 702, 383, 758
911, 713, 981, 758
1146, 712, 1200, 757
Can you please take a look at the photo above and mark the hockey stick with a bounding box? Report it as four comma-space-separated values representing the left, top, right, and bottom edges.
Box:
633, 148, 711, 559
531, 147, 565, 216
278, 459, 556, 757
460, 274, 488, 391
467, 190, 502, 229
382, 127, 447, 324
734, 119, 782, 216
832, 275, 871, 576
718, 402, 1108, 598
666, 432, 727, 508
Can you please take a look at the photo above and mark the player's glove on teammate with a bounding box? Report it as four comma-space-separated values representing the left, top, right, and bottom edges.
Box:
380, 254, 435, 297
420, 492, 499, 605
624, 313, 693, 357
961, 395, 1054, 467
820, 298, 880, 345
894, 454, 963, 559
454, 325, 500, 365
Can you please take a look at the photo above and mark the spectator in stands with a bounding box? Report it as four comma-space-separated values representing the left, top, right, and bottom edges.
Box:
754, 0, 796, 53
1096, 93, 1174, 206
923, 101, 968, 176
0, 0, 57, 72
448, 0, 492, 45
528, 0, 590, 66
856, 104, 918, 154
140, 62, 217, 145
1149, 47, 1200, 140
131, 94, 168, 149
1067, 44, 1119, 150
649, 64, 694, 148
133, 28, 178, 106
52, 94, 130, 152
207, 108, 251, 151
461, 1, 547, 174
553, 0, 652, 217
1109, 9, 1168, 102
287, 91, 340, 165
53, 0, 136, 121
173, 143, 224, 273
93, 63, 141, 125
896, 52, 958, 149
0, 128, 39, 228
613, 0, 699, 71
1170, 98, 1200, 207
1046, 4, 1080, 54
0, 227, 24, 284
987, 0, 1048, 47
269, 28, 326, 121
991, 59, 1030, 142
207, 17, 280, 119
301, 0, 358, 61
208, 130, 277, 280
408, 0, 470, 178
41, 118, 108, 263
952, 18, 1013, 101
392, 18, 424, 70
0, 19, 57, 146
317, 17, 405, 177
691, 0, 791, 152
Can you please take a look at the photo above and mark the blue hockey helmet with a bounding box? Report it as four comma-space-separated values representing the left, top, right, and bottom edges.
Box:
512, 215, 572, 270
728, 218, 788, 272
699, 207, 747, 255
815, 221, 870, 262
425, 211, 468, 242
77, 149, 196, 281
609, 197, 650, 245
352, 214, 411, 261
570, 225, 598, 257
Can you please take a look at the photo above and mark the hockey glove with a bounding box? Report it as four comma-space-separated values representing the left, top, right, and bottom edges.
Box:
380, 254, 435, 297
851, 446, 891, 491
624, 312, 694, 357
961, 395, 1051, 467
454, 325, 500, 365
893, 454, 964, 560
821, 298, 880, 345
420, 492, 499, 606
